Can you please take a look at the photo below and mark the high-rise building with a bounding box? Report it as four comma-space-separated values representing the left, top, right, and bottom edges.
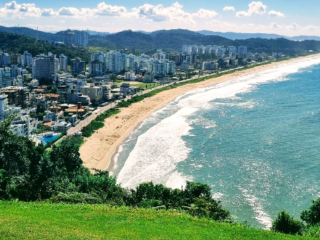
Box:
105, 50, 127, 74
0, 94, 8, 120
77, 31, 89, 46
70, 57, 86, 74
20, 51, 33, 67
89, 60, 105, 76
153, 49, 167, 61
227, 46, 237, 57
64, 31, 77, 45
126, 54, 137, 72
10, 53, 21, 65
32, 54, 59, 81
59, 54, 68, 71
0, 86, 27, 108
238, 46, 248, 58
0, 53, 11, 67
0, 67, 12, 88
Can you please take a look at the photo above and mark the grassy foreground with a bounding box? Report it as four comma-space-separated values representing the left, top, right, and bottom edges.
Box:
0, 202, 311, 239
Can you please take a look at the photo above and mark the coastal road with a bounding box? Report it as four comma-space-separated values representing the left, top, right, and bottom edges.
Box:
66, 66, 251, 136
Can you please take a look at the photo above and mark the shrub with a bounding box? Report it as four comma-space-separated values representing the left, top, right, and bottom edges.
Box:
303, 223, 320, 237
301, 198, 320, 226
271, 210, 304, 235
51, 192, 102, 204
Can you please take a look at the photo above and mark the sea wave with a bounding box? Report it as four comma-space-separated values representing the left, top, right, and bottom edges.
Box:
116, 56, 320, 190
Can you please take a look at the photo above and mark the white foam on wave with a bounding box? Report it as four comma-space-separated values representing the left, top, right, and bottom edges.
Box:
117, 107, 197, 189
116, 55, 320, 190
240, 188, 272, 230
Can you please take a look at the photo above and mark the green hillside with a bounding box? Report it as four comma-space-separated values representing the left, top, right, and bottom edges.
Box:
0, 32, 90, 62
0, 201, 310, 240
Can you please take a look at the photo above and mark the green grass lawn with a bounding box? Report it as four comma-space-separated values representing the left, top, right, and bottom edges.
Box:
0, 202, 312, 239
130, 82, 161, 90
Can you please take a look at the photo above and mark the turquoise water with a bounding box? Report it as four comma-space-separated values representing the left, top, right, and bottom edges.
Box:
37, 134, 60, 145
112, 56, 320, 229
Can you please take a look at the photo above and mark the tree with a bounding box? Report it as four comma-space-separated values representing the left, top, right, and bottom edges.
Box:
301, 198, 320, 226
110, 74, 117, 82
271, 211, 304, 235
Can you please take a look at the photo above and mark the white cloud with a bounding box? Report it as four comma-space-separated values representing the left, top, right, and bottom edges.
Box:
236, 1, 267, 17
288, 23, 300, 31
194, 9, 218, 18
268, 10, 284, 17
270, 22, 279, 29
96, 2, 127, 16
131, 2, 194, 22
41, 8, 56, 17
223, 6, 235, 11
1, 1, 41, 17
5, 1, 19, 10
305, 25, 320, 32
58, 7, 80, 16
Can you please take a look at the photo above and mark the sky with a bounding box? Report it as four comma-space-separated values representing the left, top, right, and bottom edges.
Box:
0, 0, 319, 36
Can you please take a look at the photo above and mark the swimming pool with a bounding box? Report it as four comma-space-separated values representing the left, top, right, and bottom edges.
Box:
37, 134, 60, 145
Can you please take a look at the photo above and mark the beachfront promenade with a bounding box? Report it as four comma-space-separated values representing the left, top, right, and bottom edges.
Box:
67, 66, 248, 137
67, 81, 178, 136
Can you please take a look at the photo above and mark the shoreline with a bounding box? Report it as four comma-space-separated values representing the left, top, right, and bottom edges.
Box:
79, 54, 320, 172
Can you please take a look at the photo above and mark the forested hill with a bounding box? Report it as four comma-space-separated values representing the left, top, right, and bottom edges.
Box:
90, 29, 320, 54
1, 26, 320, 55
0, 32, 90, 62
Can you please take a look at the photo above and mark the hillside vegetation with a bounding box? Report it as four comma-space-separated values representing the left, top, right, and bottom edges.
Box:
1, 26, 320, 56
0, 201, 311, 240
90, 29, 320, 54
0, 32, 90, 62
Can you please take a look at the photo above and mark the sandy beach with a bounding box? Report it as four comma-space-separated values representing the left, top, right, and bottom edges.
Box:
79, 54, 320, 172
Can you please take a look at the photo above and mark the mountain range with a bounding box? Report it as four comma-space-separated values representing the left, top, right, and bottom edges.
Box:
1, 25, 320, 43
1, 26, 320, 56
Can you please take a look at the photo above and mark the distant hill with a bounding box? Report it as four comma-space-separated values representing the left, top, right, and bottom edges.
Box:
197, 30, 320, 41
197, 30, 284, 40
288, 35, 320, 41
0, 26, 61, 42
0, 26, 320, 55
0, 32, 90, 62
88, 29, 320, 55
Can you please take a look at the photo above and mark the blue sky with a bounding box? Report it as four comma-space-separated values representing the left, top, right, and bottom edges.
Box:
0, 1, 319, 36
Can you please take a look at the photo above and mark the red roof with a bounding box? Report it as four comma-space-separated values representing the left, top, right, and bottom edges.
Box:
46, 94, 60, 98
43, 122, 53, 126
36, 89, 45, 93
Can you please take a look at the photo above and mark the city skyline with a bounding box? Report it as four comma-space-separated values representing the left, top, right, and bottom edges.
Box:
0, 0, 319, 36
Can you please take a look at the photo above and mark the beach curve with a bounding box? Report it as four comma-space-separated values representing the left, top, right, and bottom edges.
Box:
79, 54, 320, 172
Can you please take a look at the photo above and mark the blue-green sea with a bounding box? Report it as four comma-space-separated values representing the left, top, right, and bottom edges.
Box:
112, 56, 320, 229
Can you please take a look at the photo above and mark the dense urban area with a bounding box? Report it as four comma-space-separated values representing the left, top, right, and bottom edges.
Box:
0, 29, 287, 145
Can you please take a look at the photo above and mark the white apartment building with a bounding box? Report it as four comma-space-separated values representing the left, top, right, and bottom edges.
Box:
20, 51, 33, 67
105, 50, 127, 73
81, 86, 103, 101
153, 49, 167, 60
227, 46, 237, 57
11, 115, 38, 139
125, 71, 136, 81
126, 54, 137, 72
238, 46, 248, 58
32, 54, 60, 81
91, 51, 105, 62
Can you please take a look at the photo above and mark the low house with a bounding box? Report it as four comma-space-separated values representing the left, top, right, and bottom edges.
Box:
52, 121, 72, 132
120, 83, 130, 95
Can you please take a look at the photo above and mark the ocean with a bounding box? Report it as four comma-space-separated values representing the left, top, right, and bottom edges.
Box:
111, 56, 320, 229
